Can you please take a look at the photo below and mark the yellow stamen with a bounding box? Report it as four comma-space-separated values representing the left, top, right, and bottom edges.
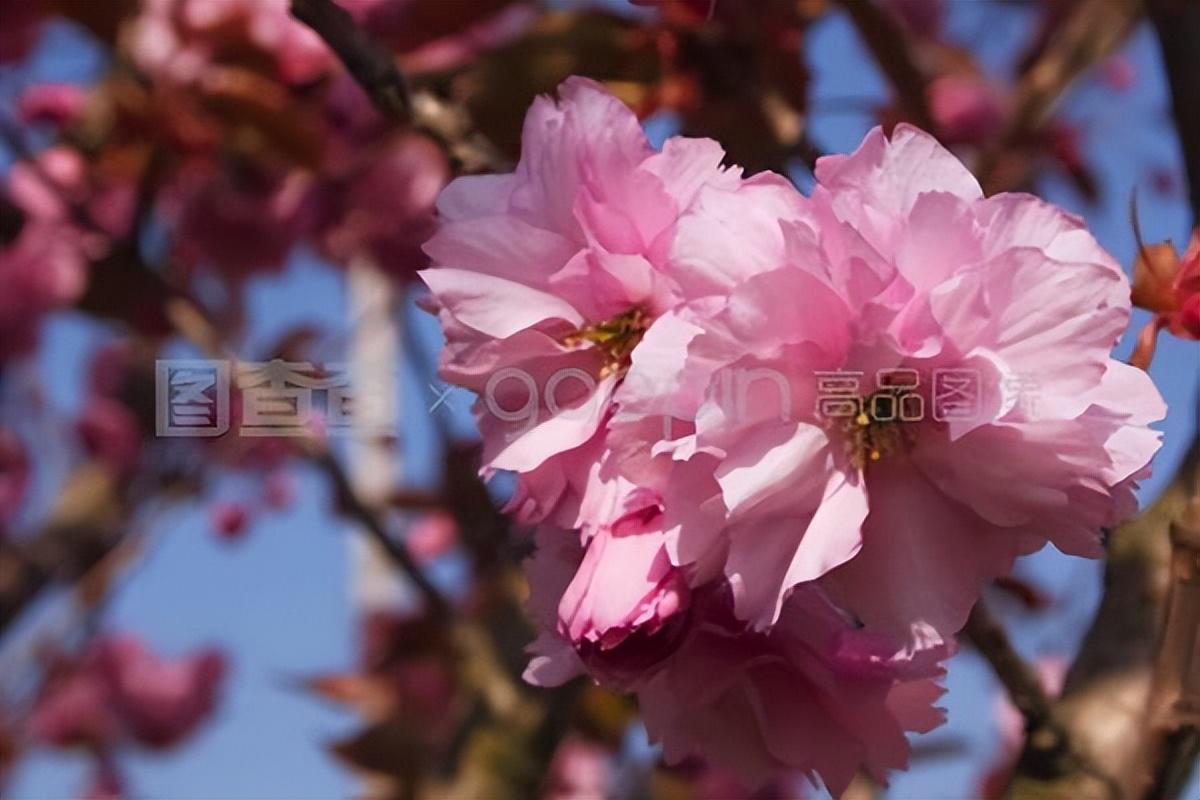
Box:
562, 308, 648, 378
838, 388, 915, 469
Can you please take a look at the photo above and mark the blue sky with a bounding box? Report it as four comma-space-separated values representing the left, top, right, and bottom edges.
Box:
4, 4, 1198, 798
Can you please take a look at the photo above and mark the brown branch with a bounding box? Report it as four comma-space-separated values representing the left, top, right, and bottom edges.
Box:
1149, 0, 1200, 225
311, 448, 450, 619
155, 276, 456, 619
966, 601, 1057, 729
1006, 437, 1200, 800
977, 0, 1142, 195
834, 0, 934, 133
1133, 459, 1200, 799
289, 0, 411, 123
967, 602, 1119, 798
288, 0, 507, 173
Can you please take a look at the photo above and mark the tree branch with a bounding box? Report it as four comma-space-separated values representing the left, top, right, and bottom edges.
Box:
289, 0, 412, 123
976, 0, 1142, 195
288, 0, 507, 173
834, 0, 934, 133
966, 601, 1057, 729
967, 601, 1119, 798
1149, 0, 1200, 225
311, 447, 450, 619
1133, 457, 1200, 799
1006, 437, 1200, 800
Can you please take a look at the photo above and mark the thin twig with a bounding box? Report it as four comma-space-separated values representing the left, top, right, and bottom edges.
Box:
975, 0, 1141, 195
966, 601, 1056, 729
311, 447, 450, 619
966, 601, 1121, 799
834, 0, 934, 133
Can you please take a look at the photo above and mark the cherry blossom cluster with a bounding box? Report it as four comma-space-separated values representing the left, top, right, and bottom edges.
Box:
420, 78, 1166, 793
29, 635, 226, 796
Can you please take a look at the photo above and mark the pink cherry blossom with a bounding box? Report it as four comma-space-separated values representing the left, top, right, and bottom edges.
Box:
95, 636, 226, 749
210, 502, 252, 542
1, 148, 108, 360
548, 472, 691, 688
170, 164, 316, 281
523, 526, 949, 796
927, 75, 1006, 146
17, 84, 89, 128
542, 735, 613, 800
31, 635, 226, 751
422, 76, 793, 527
129, 0, 333, 87
316, 131, 448, 280
406, 511, 459, 562
30, 664, 120, 749
628, 124, 1164, 648
77, 397, 142, 477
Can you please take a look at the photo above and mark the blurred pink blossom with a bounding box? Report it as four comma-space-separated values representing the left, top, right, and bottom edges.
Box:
406, 511, 459, 562
210, 502, 252, 542
171, 165, 317, 280
317, 132, 448, 280
31, 635, 227, 751
77, 397, 141, 477
542, 736, 613, 800
17, 84, 89, 128
1100, 55, 1136, 92
927, 75, 1006, 146
0, 150, 96, 360
129, 0, 333, 86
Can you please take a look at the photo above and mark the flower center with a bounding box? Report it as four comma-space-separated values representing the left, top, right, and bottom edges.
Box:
562, 308, 648, 378
839, 388, 917, 469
